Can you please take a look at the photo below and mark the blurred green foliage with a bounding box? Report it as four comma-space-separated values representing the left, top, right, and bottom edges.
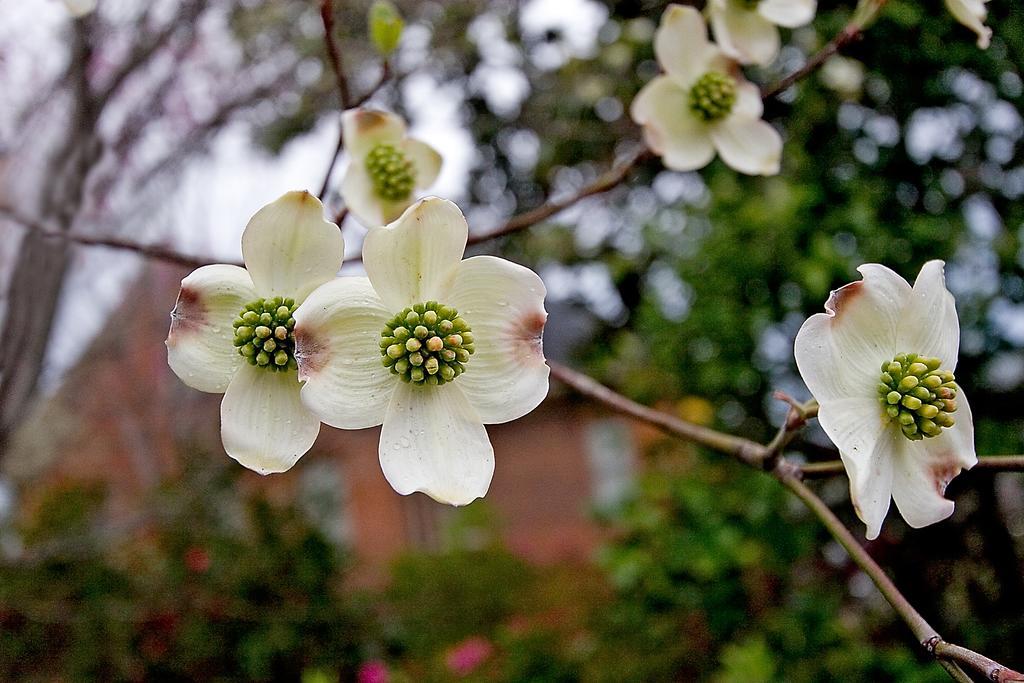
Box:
0, 452, 963, 682
0, 466, 367, 682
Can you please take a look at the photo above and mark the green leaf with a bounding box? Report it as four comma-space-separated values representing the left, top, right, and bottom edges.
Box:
368, 0, 403, 56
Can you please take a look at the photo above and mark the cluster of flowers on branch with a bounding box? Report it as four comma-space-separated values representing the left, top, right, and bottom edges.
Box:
163, 0, 996, 536
63, 0, 1012, 676
167, 188, 548, 506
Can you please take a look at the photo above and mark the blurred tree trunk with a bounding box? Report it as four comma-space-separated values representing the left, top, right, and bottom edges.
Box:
0, 2, 302, 458
0, 22, 98, 453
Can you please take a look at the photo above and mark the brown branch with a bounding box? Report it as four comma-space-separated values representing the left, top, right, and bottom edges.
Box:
318, 63, 391, 201
352, 62, 391, 109
763, 393, 818, 469
56, 231, 237, 269
548, 360, 1022, 681
319, 0, 351, 108
761, 23, 864, 99
318, 124, 348, 201
549, 361, 768, 468
96, 0, 204, 105
340, 145, 649, 264
10, 135, 645, 270
931, 641, 1024, 683
469, 145, 650, 245
317, 0, 395, 202
781, 475, 980, 682
761, 0, 890, 101
1, 209, 238, 269
800, 455, 1024, 478
314, 0, 350, 202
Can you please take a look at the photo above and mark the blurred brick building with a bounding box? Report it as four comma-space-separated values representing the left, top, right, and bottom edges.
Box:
4, 261, 643, 573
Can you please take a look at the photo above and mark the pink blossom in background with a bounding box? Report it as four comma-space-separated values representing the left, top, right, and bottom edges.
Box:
445, 636, 494, 676
356, 660, 389, 683
183, 546, 210, 574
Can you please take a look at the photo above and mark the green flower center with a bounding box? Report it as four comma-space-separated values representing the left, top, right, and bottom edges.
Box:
688, 71, 737, 123
232, 297, 298, 372
380, 301, 474, 386
365, 142, 416, 202
736, 0, 760, 9
878, 353, 958, 441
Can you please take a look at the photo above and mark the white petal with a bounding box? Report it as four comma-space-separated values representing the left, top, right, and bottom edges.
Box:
166, 264, 256, 393
361, 197, 468, 310
811, 395, 892, 540
891, 391, 976, 529
630, 76, 716, 172
758, 0, 816, 28
850, 429, 896, 540
732, 81, 764, 120
403, 138, 442, 190
342, 109, 407, 159
944, 0, 991, 49
379, 382, 494, 506
220, 364, 321, 474
896, 260, 960, 369
241, 191, 344, 299
816, 397, 894, 539
346, 163, 389, 228
794, 264, 911, 402
710, 115, 783, 175
710, 1, 781, 66
444, 256, 549, 424
341, 163, 399, 228
654, 4, 722, 87
294, 277, 394, 429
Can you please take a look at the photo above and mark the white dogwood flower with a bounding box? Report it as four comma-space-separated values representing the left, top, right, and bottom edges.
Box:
339, 108, 442, 228
293, 197, 548, 506
166, 191, 344, 474
794, 261, 977, 539
630, 5, 782, 176
945, 0, 991, 48
708, 0, 816, 66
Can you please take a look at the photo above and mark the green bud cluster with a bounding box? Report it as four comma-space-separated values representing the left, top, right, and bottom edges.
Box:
688, 71, 737, 123
380, 301, 474, 386
877, 353, 958, 441
232, 297, 298, 372
365, 142, 416, 201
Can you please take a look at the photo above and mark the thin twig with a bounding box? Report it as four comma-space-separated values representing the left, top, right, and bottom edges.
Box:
763, 393, 818, 469
352, 62, 391, 109
762, 23, 864, 99
8, 142, 644, 270
800, 455, 1024, 479
786, 476, 1019, 681
781, 474, 938, 639
1, 209, 241, 269
318, 63, 392, 201
932, 641, 1024, 682
319, 0, 351, 108
318, 129, 347, 200
317, 0, 350, 202
549, 361, 768, 468
761, 0, 892, 101
58, 231, 239, 269
548, 360, 1022, 682
341, 145, 650, 264
470, 146, 650, 245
